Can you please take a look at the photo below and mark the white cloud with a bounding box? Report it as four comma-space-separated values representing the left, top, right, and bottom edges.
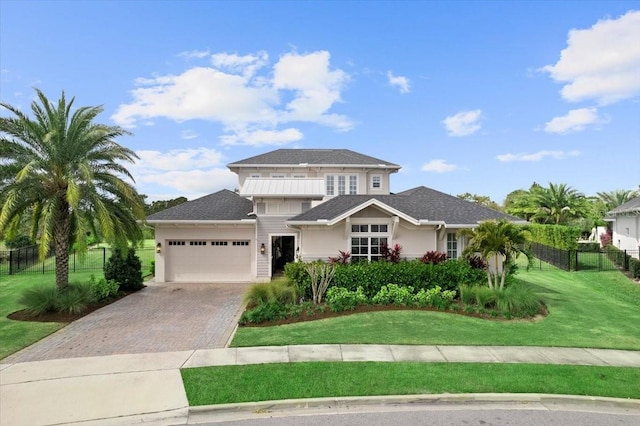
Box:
135, 147, 224, 172
113, 50, 352, 145
541, 10, 640, 105
387, 71, 410, 94
496, 150, 580, 162
544, 107, 607, 134
442, 109, 482, 136
130, 147, 235, 197
421, 159, 458, 173
180, 129, 199, 140
220, 128, 303, 146
178, 49, 211, 59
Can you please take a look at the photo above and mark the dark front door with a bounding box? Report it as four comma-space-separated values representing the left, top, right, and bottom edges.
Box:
271, 235, 295, 277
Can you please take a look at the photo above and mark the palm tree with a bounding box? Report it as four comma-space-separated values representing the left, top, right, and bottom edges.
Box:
597, 189, 639, 211
0, 89, 145, 290
532, 183, 588, 225
460, 219, 529, 290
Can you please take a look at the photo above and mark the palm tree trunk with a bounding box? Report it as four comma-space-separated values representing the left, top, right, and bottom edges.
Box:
54, 202, 71, 291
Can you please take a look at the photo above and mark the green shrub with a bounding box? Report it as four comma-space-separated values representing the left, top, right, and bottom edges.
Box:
90, 276, 120, 300
372, 284, 414, 306
413, 286, 456, 309
630, 257, 640, 279
475, 286, 497, 309
458, 284, 476, 305
149, 260, 156, 276
244, 279, 298, 307
494, 283, 542, 318
55, 283, 95, 315
577, 242, 601, 252
284, 261, 312, 298
104, 248, 143, 291
326, 286, 368, 312
525, 223, 581, 250
19, 285, 59, 315
239, 302, 290, 325
5, 234, 33, 249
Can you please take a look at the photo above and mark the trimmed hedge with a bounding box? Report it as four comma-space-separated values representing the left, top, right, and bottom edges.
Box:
285, 259, 485, 300
630, 257, 640, 279
525, 224, 582, 250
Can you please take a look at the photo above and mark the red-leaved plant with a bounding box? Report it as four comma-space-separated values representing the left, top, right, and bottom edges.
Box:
467, 254, 487, 269
328, 250, 351, 265
380, 243, 402, 263
420, 250, 447, 265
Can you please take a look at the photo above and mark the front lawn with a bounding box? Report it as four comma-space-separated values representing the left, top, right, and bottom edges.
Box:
181, 362, 640, 405
232, 268, 640, 350
0, 271, 102, 360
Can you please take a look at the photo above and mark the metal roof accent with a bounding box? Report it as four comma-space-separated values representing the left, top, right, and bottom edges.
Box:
239, 178, 326, 197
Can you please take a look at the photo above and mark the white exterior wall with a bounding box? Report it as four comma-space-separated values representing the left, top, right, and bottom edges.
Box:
395, 224, 438, 258
153, 225, 256, 282
611, 215, 640, 258
236, 166, 394, 195
298, 224, 347, 261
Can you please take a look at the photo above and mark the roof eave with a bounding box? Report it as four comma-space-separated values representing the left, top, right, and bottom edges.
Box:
147, 219, 256, 226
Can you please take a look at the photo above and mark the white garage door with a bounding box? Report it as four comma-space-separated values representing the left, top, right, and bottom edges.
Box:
165, 239, 252, 282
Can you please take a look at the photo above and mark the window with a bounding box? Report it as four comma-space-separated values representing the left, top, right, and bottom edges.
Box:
292, 173, 307, 178
189, 241, 207, 246
270, 173, 286, 178
168, 241, 185, 246
249, 173, 261, 178
350, 223, 390, 262
232, 241, 249, 246
326, 175, 357, 195
211, 241, 228, 246
326, 176, 335, 196
447, 233, 458, 259
371, 175, 381, 189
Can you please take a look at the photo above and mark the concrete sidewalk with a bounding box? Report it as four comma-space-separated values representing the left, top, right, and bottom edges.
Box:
2, 345, 640, 425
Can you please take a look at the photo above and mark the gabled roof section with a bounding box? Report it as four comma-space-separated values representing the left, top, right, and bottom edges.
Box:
228, 149, 400, 169
607, 196, 640, 216
288, 186, 524, 226
146, 190, 253, 222
239, 178, 326, 197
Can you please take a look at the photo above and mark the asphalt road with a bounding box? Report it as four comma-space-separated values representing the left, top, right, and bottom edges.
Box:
196, 407, 640, 425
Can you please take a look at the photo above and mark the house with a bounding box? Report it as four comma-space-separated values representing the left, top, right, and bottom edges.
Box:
147, 149, 524, 283
605, 196, 640, 259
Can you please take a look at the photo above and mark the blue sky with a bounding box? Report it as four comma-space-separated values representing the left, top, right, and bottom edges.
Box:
1, 1, 639, 203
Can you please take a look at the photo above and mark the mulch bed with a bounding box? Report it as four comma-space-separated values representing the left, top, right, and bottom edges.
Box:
7, 288, 143, 323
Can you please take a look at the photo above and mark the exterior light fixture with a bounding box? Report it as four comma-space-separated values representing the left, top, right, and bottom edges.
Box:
156, 242, 162, 253
260, 243, 266, 254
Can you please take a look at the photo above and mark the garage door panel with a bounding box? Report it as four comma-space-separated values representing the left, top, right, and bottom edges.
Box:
166, 240, 252, 282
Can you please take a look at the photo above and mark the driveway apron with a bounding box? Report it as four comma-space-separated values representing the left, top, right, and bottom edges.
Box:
3, 281, 250, 363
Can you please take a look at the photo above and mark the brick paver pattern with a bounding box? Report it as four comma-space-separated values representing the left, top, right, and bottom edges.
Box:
3, 282, 250, 363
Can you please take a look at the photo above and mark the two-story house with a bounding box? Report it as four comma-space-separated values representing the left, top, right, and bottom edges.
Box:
147, 149, 523, 283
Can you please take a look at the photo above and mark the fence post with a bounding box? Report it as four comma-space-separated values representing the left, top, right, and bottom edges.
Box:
9, 250, 13, 275
624, 250, 629, 271
103, 247, 106, 267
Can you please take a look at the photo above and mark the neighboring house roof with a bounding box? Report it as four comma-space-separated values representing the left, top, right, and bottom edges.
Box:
146, 190, 253, 222
289, 186, 524, 226
227, 149, 400, 169
239, 178, 326, 197
607, 196, 640, 216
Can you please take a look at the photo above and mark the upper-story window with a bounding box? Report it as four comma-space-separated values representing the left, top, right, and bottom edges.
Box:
292, 173, 307, 178
326, 174, 357, 196
271, 173, 286, 178
250, 173, 261, 178
371, 175, 381, 190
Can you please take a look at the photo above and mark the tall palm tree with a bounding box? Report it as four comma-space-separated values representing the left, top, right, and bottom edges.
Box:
597, 189, 639, 211
460, 219, 529, 290
532, 183, 588, 225
0, 89, 145, 290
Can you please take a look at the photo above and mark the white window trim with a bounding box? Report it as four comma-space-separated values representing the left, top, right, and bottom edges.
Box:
325, 174, 358, 196
270, 173, 286, 178
349, 219, 392, 262
371, 174, 382, 190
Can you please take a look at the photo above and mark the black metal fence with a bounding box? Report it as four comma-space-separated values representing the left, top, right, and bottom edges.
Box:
527, 242, 639, 273
0, 245, 155, 276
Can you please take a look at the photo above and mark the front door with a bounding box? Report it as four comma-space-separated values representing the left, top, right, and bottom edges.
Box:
271, 235, 295, 277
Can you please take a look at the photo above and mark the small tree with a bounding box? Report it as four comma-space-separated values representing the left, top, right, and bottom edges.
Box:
459, 220, 529, 290
104, 248, 143, 291
305, 262, 336, 304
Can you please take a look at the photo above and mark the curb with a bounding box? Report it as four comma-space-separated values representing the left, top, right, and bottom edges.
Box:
188, 393, 640, 423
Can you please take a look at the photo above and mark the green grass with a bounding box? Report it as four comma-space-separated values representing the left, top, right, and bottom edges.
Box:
0, 271, 103, 360
232, 268, 640, 350
181, 362, 640, 405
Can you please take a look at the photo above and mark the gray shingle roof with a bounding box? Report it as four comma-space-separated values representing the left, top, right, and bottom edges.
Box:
228, 149, 400, 168
289, 186, 523, 225
146, 190, 253, 221
607, 196, 640, 215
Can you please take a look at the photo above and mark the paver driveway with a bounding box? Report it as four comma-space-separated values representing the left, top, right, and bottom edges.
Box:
3, 281, 250, 363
